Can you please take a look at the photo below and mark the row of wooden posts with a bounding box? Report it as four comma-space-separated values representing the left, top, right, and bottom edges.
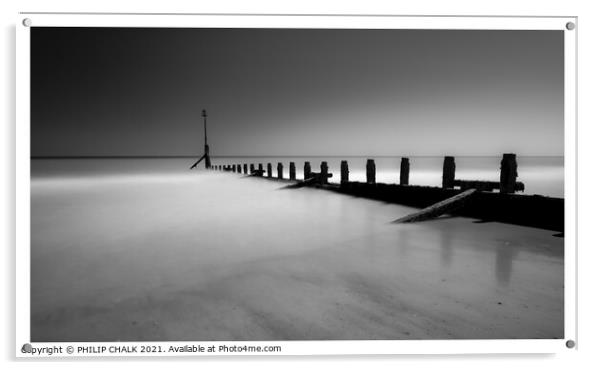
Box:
209, 154, 522, 194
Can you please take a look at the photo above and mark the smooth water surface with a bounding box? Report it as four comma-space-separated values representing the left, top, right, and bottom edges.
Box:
31, 159, 564, 341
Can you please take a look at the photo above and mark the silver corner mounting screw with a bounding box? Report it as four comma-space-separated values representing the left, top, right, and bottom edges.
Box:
22, 18, 32, 27
566, 22, 575, 30
566, 339, 576, 349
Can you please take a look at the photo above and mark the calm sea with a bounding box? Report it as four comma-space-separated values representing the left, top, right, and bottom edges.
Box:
30, 155, 564, 341
31, 156, 564, 198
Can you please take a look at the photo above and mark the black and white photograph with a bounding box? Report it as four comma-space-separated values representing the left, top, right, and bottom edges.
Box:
28, 22, 568, 345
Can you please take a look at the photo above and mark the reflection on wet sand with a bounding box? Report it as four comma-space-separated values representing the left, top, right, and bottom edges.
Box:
438, 221, 521, 286
495, 241, 519, 286
439, 220, 454, 267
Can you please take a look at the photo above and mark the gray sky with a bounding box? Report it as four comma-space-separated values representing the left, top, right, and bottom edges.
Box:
31, 27, 564, 157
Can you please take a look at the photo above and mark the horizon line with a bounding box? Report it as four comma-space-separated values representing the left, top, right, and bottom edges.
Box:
31, 154, 565, 159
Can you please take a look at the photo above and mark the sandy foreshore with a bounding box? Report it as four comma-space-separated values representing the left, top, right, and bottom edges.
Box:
30, 170, 563, 341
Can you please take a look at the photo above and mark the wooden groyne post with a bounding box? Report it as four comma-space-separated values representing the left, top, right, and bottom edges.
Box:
237, 164, 242, 173
290, 162, 296, 180
394, 189, 477, 223
500, 153, 518, 194
267, 163, 273, 178
203, 110, 211, 168
250, 164, 255, 173
189, 109, 211, 170
258, 163, 264, 175
277, 163, 283, 179
304, 162, 311, 180
243, 164, 248, 174
366, 159, 376, 184
400, 157, 410, 185
320, 161, 329, 185
442, 156, 456, 189
341, 160, 349, 184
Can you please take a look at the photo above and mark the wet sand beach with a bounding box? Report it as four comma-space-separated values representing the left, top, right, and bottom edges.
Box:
31, 166, 563, 341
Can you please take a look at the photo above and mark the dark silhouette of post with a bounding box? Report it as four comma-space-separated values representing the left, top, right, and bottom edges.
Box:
341, 160, 349, 184
277, 163, 283, 179
304, 162, 311, 180
320, 161, 329, 184
442, 156, 456, 189
237, 164, 242, 173
400, 157, 410, 185
219, 165, 222, 171
250, 164, 255, 173
189, 109, 212, 170
243, 164, 248, 174
258, 163, 263, 175
366, 159, 376, 184
290, 162, 296, 180
267, 163, 273, 178
203, 110, 211, 168
500, 153, 518, 194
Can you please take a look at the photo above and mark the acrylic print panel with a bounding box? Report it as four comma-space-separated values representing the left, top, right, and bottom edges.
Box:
15, 14, 577, 356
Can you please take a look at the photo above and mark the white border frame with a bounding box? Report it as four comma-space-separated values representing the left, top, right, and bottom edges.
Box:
15, 13, 577, 357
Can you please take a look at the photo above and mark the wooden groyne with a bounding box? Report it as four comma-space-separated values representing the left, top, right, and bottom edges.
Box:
209, 155, 563, 232
394, 189, 478, 223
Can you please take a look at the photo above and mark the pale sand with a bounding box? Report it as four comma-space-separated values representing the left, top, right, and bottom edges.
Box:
31, 171, 563, 341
